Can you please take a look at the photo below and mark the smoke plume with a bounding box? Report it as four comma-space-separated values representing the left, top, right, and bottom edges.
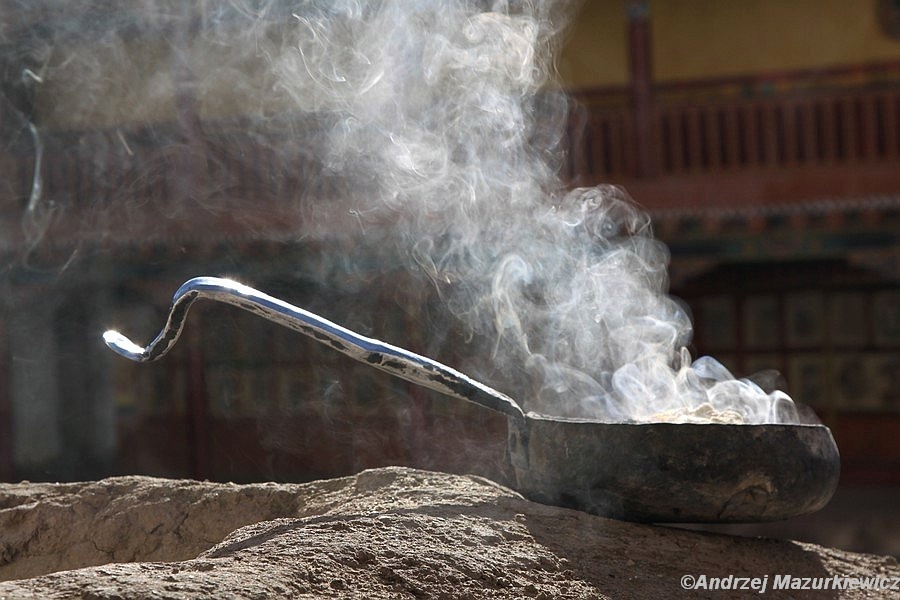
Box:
7, 0, 801, 423
259, 1, 798, 423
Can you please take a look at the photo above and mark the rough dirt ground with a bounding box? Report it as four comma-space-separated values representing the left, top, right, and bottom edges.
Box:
0, 467, 897, 599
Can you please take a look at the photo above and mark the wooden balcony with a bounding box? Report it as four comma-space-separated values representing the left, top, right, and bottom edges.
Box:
566, 62, 900, 217
2, 63, 899, 257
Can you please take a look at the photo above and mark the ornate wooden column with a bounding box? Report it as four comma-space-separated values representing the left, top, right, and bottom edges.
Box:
0, 316, 12, 481
186, 323, 211, 480
626, 0, 657, 177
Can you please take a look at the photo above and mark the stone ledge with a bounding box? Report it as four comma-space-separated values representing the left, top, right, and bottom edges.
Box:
0, 468, 897, 599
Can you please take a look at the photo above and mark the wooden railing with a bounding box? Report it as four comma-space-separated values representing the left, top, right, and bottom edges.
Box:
4, 64, 900, 245
569, 88, 900, 180
568, 63, 900, 182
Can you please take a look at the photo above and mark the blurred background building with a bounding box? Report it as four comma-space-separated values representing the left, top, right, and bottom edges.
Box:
0, 1, 897, 555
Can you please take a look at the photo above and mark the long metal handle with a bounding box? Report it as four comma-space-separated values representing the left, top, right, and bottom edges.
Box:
104, 276, 525, 419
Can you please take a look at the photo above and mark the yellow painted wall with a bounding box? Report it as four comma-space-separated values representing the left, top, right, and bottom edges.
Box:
34, 1, 900, 127
36, 40, 177, 129
559, 0, 900, 89
557, 1, 629, 88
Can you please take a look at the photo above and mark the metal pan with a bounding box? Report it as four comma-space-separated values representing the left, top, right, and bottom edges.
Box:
104, 277, 840, 523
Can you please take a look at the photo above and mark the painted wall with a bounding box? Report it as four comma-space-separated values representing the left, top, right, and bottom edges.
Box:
557, 1, 630, 88
30, 1, 900, 127
558, 0, 900, 89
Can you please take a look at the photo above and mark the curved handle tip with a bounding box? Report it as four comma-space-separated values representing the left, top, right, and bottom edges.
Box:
103, 329, 150, 361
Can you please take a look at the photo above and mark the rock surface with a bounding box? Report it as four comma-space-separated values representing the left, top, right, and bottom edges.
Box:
0, 467, 897, 599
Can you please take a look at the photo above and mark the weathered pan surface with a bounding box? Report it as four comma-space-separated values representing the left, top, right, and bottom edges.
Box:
508, 417, 840, 523
103, 277, 840, 523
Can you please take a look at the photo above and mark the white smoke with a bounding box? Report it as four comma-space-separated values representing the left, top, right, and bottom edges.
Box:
264, 0, 800, 424
8, 0, 801, 423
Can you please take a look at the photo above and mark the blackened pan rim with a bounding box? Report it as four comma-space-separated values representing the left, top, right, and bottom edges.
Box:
522, 412, 830, 429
